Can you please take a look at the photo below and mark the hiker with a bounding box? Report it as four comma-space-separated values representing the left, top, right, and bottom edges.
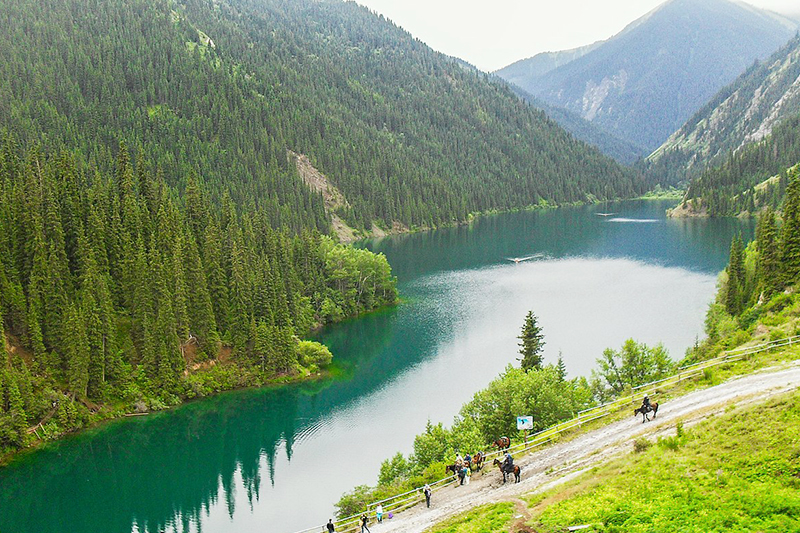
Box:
465, 464, 471, 485
376, 504, 383, 523
360, 513, 371, 533
423, 484, 432, 508
326, 519, 335, 533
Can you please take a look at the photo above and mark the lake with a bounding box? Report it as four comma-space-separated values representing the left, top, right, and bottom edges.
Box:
0, 200, 753, 533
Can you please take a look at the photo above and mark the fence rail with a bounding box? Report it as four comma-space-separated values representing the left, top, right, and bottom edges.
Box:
291, 334, 799, 533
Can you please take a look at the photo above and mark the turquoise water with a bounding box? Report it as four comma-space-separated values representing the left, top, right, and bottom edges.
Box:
0, 201, 753, 533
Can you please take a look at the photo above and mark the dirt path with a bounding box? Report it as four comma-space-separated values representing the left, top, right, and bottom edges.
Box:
373, 361, 800, 533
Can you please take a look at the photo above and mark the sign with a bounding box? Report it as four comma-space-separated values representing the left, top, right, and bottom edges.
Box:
516, 416, 533, 430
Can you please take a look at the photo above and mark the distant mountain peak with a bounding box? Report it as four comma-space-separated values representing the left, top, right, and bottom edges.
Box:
496, 0, 799, 154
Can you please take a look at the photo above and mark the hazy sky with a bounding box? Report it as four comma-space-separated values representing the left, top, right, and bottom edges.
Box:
355, 0, 800, 71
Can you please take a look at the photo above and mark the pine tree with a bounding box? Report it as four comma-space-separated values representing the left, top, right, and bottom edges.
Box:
556, 352, 567, 381
518, 311, 545, 372
756, 207, 781, 296
62, 301, 89, 397
781, 177, 800, 284
725, 234, 745, 315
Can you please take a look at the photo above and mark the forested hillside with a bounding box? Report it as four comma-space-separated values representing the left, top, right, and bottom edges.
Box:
669, 113, 800, 216
649, 35, 800, 184
0, 0, 643, 235
0, 137, 397, 452
496, 0, 798, 153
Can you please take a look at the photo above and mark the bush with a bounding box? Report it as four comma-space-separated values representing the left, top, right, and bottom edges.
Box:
296, 340, 333, 368
633, 437, 652, 453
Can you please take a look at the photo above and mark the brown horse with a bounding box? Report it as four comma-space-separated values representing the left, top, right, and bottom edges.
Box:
472, 451, 485, 471
493, 436, 510, 450
492, 458, 520, 483
634, 401, 659, 423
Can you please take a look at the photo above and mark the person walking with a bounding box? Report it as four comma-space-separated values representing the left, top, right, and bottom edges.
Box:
376, 504, 383, 523
465, 465, 471, 485
360, 514, 371, 533
326, 519, 335, 533
423, 484, 432, 508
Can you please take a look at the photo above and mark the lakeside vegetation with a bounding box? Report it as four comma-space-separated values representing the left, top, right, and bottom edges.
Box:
0, 139, 397, 456
336, 312, 676, 518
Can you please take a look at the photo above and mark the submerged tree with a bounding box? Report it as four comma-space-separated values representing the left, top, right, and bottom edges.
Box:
518, 311, 545, 372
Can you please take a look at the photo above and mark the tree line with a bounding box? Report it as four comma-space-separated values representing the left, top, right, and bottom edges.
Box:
0, 137, 397, 451
0, 0, 644, 236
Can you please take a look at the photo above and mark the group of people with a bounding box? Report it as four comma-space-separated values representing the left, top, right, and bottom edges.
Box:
453, 453, 473, 485
327, 503, 385, 533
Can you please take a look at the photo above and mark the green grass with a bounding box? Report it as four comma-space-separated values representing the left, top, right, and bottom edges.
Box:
425, 502, 515, 533
528, 391, 800, 532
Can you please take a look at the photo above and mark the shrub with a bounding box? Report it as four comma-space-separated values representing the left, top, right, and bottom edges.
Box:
633, 437, 652, 453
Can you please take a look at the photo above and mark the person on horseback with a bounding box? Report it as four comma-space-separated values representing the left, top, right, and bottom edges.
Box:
642, 395, 652, 413
464, 453, 472, 468
455, 453, 463, 468
503, 452, 514, 473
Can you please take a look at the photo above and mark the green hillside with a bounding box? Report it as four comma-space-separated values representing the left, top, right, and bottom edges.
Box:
669, 113, 800, 217
649, 34, 800, 185
0, 0, 643, 234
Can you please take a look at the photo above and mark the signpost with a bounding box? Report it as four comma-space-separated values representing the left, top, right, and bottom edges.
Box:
517, 415, 533, 445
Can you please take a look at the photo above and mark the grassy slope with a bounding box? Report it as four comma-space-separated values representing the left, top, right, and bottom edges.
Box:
420, 287, 800, 532
529, 390, 800, 532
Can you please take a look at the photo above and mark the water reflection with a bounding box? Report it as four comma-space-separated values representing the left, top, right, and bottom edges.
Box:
0, 201, 754, 533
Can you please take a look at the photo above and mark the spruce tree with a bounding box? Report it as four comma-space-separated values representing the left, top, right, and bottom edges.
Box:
756, 208, 781, 296
725, 234, 745, 315
518, 311, 545, 372
781, 177, 800, 284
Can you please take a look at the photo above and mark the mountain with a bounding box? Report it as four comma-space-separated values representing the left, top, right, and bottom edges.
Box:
507, 85, 649, 164
497, 41, 602, 84
648, 34, 800, 184
667, 112, 800, 217
496, 0, 798, 153
0, 0, 643, 237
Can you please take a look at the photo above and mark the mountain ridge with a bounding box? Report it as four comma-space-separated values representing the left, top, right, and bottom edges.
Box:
496, 0, 799, 154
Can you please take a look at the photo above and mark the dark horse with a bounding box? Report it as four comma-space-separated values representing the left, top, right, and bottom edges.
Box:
493, 436, 511, 450
492, 458, 520, 483
445, 463, 459, 476
634, 401, 659, 423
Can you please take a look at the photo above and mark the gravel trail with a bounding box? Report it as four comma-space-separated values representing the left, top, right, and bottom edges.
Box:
373, 362, 800, 533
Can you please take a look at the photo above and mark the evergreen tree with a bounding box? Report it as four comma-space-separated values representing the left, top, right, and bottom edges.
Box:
556, 352, 567, 382
62, 301, 89, 397
756, 207, 781, 296
518, 311, 545, 372
725, 234, 745, 315
781, 177, 800, 284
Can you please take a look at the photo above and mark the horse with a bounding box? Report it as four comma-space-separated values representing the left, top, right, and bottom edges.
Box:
445, 463, 459, 476
493, 436, 510, 450
634, 401, 659, 423
492, 458, 521, 483
472, 451, 485, 471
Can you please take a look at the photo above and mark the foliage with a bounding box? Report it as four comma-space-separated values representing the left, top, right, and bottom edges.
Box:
518, 310, 545, 372
531, 391, 800, 532
0, 0, 643, 235
590, 340, 674, 401
336, 365, 593, 516
0, 139, 397, 451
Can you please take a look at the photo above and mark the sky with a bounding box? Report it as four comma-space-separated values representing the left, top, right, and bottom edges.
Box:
354, 0, 800, 71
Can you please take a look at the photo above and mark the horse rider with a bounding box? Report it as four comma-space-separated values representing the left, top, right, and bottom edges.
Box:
503, 451, 514, 472
455, 453, 463, 468
642, 394, 652, 413
464, 453, 472, 468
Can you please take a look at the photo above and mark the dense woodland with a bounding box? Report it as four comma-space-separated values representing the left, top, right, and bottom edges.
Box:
0, 138, 397, 451
0, 0, 644, 235
677, 113, 800, 216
